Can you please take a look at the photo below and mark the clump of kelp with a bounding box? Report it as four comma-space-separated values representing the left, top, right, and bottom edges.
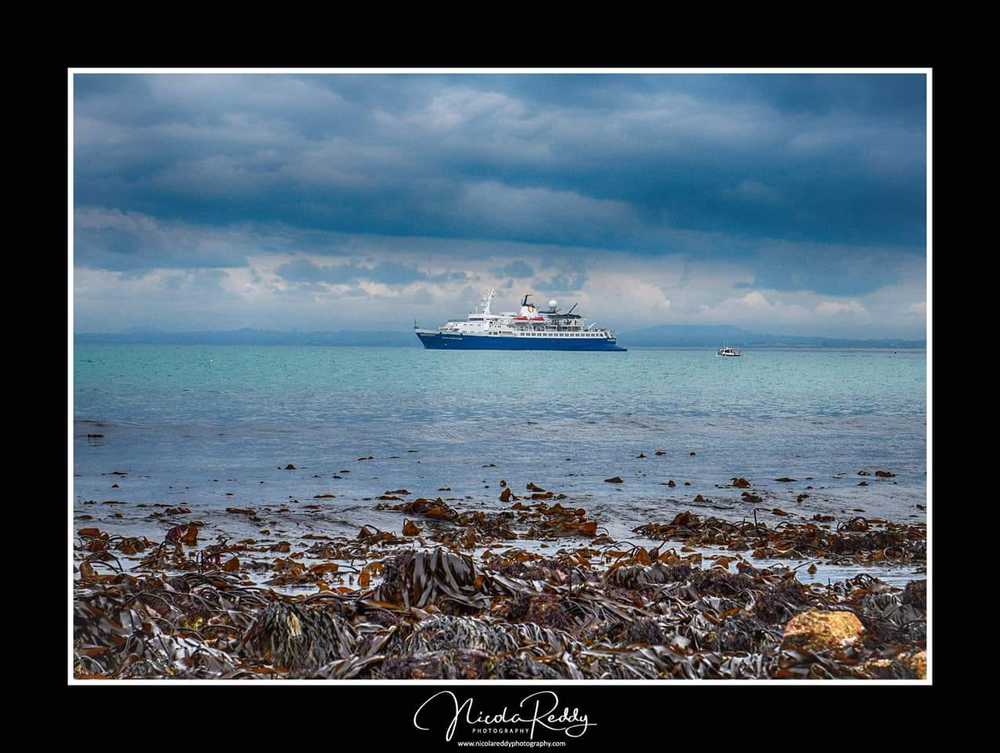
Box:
636, 511, 926, 567
74, 488, 927, 680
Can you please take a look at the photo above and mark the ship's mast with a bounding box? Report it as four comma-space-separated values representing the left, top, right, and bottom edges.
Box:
481, 288, 496, 315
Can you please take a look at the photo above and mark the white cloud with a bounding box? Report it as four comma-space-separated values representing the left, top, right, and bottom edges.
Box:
740, 290, 772, 309
72, 216, 927, 339
816, 300, 867, 316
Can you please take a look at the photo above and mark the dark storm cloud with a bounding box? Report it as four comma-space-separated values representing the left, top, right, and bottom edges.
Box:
540, 271, 588, 292
275, 257, 465, 286
748, 243, 912, 297
491, 260, 535, 278
74, 73, 926, 296
74, 207, 252, 271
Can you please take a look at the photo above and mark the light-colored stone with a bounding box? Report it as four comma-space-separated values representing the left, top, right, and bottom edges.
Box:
860, 650, 926, 679
781, 609, 864, 652
859, 658, 894, 678
898, 650, 926, 679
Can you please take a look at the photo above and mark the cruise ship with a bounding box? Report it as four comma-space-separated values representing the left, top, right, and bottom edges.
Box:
415, 289, 626, 351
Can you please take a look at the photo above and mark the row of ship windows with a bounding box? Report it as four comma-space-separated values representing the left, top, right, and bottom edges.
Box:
487, 332, 602, 337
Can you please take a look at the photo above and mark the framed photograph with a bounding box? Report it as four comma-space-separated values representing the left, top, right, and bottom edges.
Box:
69, 66, 932, 733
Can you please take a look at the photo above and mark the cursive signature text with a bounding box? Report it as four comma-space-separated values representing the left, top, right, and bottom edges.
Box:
413, 690, 595, 742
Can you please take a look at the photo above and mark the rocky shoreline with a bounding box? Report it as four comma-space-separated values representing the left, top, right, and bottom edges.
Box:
74, 477, 927, 680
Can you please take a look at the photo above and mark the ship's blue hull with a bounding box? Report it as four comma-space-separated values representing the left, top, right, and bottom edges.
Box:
416, 332, 626, 351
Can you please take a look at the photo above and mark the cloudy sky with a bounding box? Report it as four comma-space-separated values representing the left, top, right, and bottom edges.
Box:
73, 73, 927, 337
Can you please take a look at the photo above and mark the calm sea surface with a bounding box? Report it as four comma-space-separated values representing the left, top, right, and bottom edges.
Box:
74, 345, 927, 575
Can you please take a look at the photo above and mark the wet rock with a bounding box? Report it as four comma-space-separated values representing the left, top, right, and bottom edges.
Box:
670, 511, 700, 527
902, 580, 926, 610
384, 497, 459, 521
875, 470, 896, 478
604, 476, 624, 484
781, 610, 864, 652
605, 561, 693, 589
859, 656, 895, 677
499, 487, 514, 503
284, 464, 296, 470
898, 650, 926, 679
775, 477, 796, 483
117, 537, 149, 555
731, 477, 751, 488
523, 503, 597, 538
402, 519, 422, 536
526, 482, 545, 492
165, 523, 198, 546
840, 517, 870, 532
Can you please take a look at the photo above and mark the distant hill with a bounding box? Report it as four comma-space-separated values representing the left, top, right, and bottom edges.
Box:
75, 325, 925, 349
619, 324, 925, 349
75, 328, 420, 347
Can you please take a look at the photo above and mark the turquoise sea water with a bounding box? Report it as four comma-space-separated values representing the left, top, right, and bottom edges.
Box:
73, 345, 927, 539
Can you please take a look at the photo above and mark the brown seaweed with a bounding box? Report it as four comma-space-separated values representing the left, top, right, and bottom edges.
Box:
74, 492, 926, 680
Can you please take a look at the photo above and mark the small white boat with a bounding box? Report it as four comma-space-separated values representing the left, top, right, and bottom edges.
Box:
717, 346, 742, 357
